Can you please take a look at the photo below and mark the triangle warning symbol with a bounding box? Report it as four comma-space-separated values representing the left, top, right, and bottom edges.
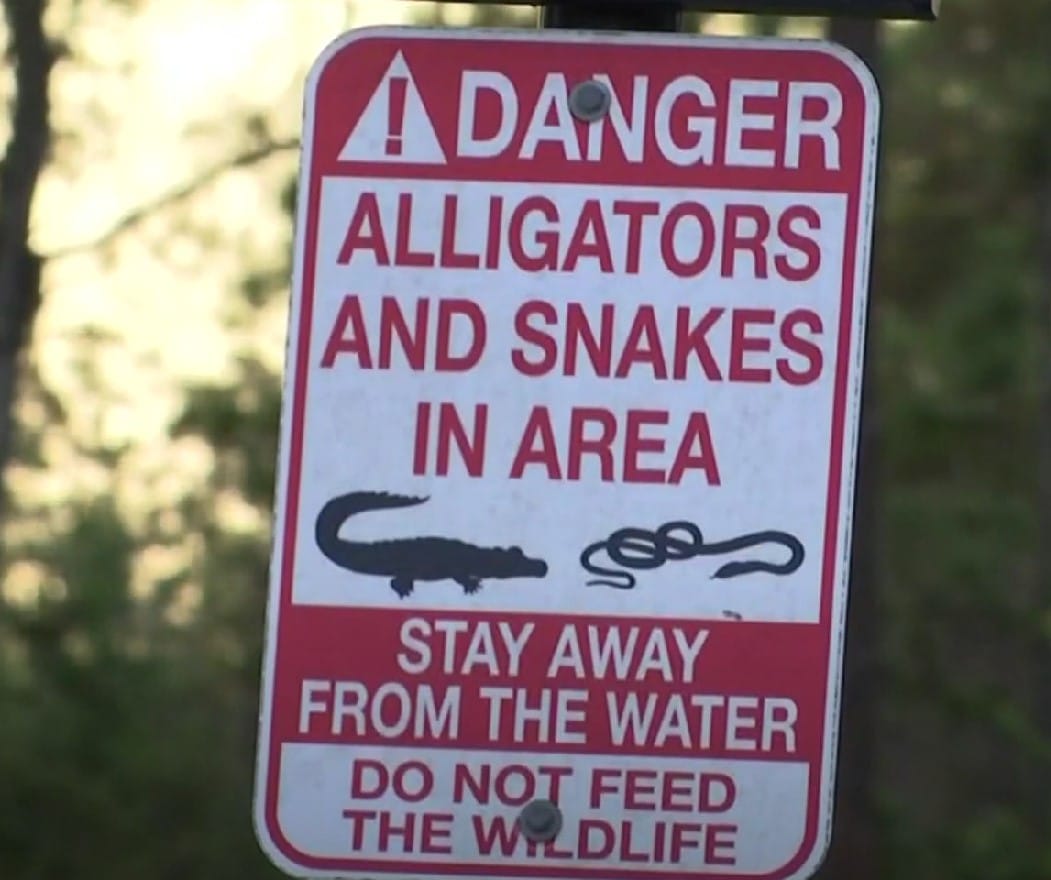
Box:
338, 51, 447, 164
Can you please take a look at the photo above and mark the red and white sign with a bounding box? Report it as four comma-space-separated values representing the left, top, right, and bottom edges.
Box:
254, 26, 879, 880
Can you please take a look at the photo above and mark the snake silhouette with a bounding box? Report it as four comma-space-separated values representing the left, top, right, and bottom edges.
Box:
580, 520, 804, 590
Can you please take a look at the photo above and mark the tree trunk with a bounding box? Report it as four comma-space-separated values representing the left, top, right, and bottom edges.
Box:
814, 15, 884, 880
0, 0, 53, 528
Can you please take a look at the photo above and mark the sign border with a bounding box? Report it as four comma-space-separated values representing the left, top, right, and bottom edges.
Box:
253, 24, 881, 880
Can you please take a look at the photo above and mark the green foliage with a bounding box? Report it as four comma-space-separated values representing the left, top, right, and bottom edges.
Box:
0, 495, 279, 879
873, 0, 1051, 873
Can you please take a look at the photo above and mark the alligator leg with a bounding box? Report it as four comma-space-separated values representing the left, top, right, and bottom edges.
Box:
390, 576, 415, 598
456, 576, 482, 595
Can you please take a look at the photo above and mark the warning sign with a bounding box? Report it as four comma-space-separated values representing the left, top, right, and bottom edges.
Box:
254, 26, 879, 880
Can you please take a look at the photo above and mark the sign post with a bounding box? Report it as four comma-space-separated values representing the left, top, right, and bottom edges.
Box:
254, 12, 885, 880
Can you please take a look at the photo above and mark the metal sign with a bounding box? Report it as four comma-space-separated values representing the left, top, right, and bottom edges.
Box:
254, 25, 880, 880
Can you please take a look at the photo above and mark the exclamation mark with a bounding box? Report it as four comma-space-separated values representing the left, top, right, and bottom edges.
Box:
385, 78, 408, 156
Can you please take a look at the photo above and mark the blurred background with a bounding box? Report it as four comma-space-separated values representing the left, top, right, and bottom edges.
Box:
0, 1, 1048, 878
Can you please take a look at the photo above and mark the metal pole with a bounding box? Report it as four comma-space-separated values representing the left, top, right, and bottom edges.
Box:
541, 2, 683, 32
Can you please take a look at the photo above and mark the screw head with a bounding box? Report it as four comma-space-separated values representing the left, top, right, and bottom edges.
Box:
569, 80, 612, 122
517, 798, 563, 843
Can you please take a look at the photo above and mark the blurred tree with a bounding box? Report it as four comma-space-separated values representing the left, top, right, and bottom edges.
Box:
0, 252, 290, 880
876, 1, 1051, 875
1039, 84, 1051, 831
0, 0, 53, 523
0, 3, 318, 878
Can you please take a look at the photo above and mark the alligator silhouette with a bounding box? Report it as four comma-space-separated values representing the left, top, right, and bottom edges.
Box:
314, 491, 549, 598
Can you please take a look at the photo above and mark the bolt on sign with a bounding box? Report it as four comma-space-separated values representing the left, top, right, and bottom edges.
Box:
254, 25, 880, 880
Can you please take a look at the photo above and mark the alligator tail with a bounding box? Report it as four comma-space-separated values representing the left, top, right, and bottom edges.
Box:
315, 491, 428, 570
